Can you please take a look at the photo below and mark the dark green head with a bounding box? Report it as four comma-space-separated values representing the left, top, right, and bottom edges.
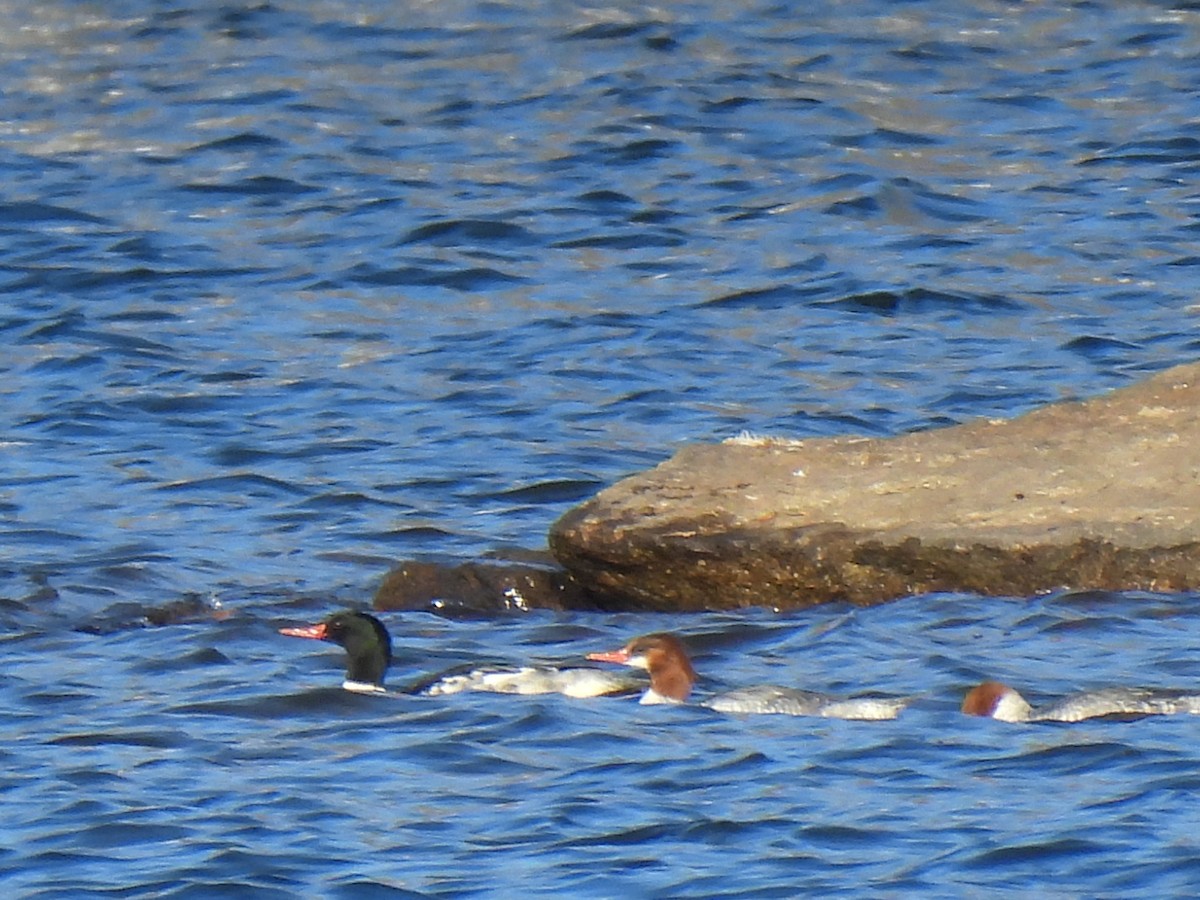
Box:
280, 609, 392, 689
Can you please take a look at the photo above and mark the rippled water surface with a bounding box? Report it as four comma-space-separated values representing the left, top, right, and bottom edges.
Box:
10, 594, 1200, 897
3, 0, 1200, 895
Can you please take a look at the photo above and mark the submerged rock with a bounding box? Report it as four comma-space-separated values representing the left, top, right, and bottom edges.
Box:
549, 362, 1200, 610
373, 557, 602, 614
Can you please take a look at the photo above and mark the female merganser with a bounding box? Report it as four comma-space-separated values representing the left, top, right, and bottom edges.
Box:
280, 610, 640, 698
588, 633, 910, 719
962, 680, 1200, 723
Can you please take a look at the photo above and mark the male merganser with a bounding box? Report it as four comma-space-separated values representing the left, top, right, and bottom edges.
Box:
279, 609, 392, 693
422, 665, 639, 699
588, 633, 910, 719
962, 680, 1200, 723
280, 609, 640, 698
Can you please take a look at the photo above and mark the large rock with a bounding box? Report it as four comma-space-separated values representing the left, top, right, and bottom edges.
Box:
550, 362, 1200, 610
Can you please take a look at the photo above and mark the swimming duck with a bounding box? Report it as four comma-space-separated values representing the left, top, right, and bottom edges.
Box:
588, 632, 910, 719
962, 680, 1200, 723
280, 609, 639, 698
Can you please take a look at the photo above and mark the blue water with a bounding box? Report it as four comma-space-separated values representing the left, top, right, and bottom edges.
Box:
3, 0, 1200, 895
9, 595, 1200, 897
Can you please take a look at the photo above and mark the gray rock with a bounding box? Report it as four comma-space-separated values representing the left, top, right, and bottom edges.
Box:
550, 362, 1200, 610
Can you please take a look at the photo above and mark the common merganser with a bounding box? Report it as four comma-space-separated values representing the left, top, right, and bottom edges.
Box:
280, 610, 640, 698
422, 666, 638, 699
279, 609, 391, 693
588, 633, 910, 719
962, 680, 1200, 723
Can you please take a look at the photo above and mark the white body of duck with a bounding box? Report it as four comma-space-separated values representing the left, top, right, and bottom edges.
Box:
421, 665, 638, 698
962, 681, 1200, 723
588, 633, 910, 720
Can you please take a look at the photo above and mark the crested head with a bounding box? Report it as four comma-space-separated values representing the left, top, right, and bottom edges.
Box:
589, 632, 696, 703
961, 681, 1033, 722
623, 632, 688, 656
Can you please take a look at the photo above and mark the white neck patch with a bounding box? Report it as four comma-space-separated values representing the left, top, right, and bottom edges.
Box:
992, 689, 1033, 722
640, 688, 682, 706
625, 652, 649, 671
343, 680, 387, 694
